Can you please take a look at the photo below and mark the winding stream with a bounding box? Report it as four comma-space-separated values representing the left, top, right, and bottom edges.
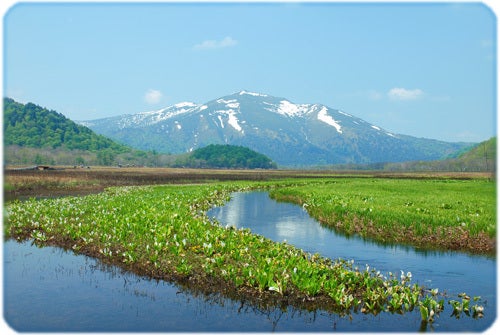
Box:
3, 191, 496, 332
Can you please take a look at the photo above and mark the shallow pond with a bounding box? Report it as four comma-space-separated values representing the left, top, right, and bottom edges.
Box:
3, 191, 496, 332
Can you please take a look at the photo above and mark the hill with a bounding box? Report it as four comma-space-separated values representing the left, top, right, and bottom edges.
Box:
457, 137, 496, 166
4, 98, 128, 152
172, 144, 277, 169
3, 98, 159, 166
81, 91, 473, 167
381, 137, 496, 172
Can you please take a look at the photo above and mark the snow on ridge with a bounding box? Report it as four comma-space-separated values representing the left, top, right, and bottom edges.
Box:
216, 98, 237, 104
130, 102, 198, 126
276, 100, 313, 117
174, 101, 197, 108
139, 107, 169, 116
317, 107, 342, 133
216, 98, 240, 109
338, 110, 352, 117
239, 90, 268, 97
370, 125, 395, 137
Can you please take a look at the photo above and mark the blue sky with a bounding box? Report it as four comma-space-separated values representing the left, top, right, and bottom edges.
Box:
3, 1, 497, 143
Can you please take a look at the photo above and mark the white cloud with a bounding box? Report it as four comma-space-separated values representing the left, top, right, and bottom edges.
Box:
144, 89, 163, 104
387, 87, 424, 101
194, 36, 238, 50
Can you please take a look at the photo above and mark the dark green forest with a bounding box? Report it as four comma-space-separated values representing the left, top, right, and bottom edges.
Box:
4, 98, 129, 152
173, 144, 277, 169
3, 98, 162, 166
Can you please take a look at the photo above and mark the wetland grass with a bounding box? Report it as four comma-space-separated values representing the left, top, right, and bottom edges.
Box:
4, 177, 492, 324
269, 178, 496, 254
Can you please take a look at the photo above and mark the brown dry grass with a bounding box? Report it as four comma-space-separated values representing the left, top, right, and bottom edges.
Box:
4, 165, 493, 201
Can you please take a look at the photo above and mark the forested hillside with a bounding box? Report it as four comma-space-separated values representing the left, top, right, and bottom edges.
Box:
4, 98, 129, 152
381, 137, 496, 172
3, 98, 159, 166
173, 144, 277, 169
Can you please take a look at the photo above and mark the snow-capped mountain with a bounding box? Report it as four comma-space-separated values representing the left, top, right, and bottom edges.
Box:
80, 91, 470, 166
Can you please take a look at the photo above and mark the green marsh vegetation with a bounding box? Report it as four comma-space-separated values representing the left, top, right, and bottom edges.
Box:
269, 178, 495, 254
4, 177, 493, 326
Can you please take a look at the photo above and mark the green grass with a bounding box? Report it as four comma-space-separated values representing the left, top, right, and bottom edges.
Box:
270, 178, 495, 253
4, 178, 491, 323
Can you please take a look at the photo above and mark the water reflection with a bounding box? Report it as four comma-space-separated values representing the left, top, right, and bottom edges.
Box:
3, 191, 496, 332
208, 191, 496, 330
4, 240, 391, 332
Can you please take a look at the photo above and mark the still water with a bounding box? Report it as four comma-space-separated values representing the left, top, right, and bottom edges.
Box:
3, 191, 497, 332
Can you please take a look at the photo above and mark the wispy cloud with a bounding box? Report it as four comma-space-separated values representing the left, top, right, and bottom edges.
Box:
193, 36, 238, 50
387, 87, 424, 101
144, 89, 163, 104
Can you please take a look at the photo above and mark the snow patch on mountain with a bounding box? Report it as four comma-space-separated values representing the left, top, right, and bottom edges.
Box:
262, 100, 313, 117
239, 90, 268, 97
174, 102, 197, 108
215, 109, 243, 132
277, 100, 312, 117
217, 98, 236, 105
227, 102, 240, 109
123, 103, 198, 127
217, 115, 224, 128
227, 110, 243, 132
317, 107, 342, 133
338, 110, 352, 117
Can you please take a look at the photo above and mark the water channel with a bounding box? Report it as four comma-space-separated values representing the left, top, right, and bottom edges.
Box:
3, 191, 497, 332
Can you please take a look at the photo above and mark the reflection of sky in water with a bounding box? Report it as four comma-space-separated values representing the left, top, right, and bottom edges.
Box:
4, 190, 496, 332
212, 191, 326, 241
209, 191, 496, 315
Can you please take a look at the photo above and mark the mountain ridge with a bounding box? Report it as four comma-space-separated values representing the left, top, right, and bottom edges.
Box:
79, 90, 473, 167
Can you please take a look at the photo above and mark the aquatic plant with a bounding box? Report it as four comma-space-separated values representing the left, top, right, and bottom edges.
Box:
449, 293, 484, 319
4, 179, 487, 326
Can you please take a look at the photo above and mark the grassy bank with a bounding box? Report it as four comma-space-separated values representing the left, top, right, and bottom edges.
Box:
4, 178, 490, 324
269, 178, 496, 254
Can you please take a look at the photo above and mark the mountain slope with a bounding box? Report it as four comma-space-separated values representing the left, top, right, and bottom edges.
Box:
81, 91, 472, 166
4, 98, 129, 153
3, 98, 163, 166
454, 137, 496, 171
382, 137, 496, 172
